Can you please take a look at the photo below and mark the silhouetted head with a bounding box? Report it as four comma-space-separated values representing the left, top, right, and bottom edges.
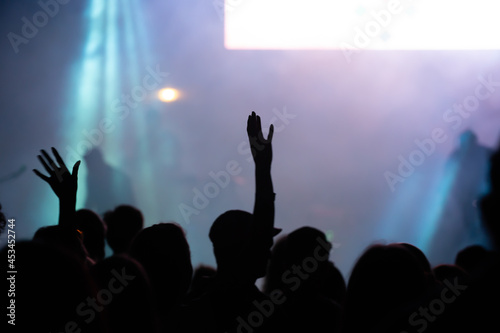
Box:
264, 227, 340, 300
103, 205, 143, 254
433, 264, 469, 284
344, 243, 427, 333
398, 242, 432, 274
285, 227, 331, 263
209, 210, 280, 280
459, 130, 477, 147
33, 225, 90, 263
75, 209, 106, 262
130, 222, 192, 312
84, 147, 105, 167
282, 227, 333, 292
90, 254, 159, 333
455, 244, 490, 274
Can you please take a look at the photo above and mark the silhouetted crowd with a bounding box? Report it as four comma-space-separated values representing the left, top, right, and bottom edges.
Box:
2, 112, 500, 333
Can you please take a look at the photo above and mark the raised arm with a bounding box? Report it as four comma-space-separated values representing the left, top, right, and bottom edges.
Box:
247, 111, 277, 242
33, 147, 81, 228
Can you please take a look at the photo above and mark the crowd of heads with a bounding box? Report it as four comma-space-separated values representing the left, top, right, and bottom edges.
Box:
1, 117, 499, 333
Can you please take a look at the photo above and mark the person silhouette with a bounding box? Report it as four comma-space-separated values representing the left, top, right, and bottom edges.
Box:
75, 208, 106, 262
429, 130, 492, 264
173, 112, 287, 333
32, 148, 94, 266
84, 148, 135, 215
130, 222, 193, 329
343, 243, 427, 333
263, 226, 343, 333
90, 254, 160, 333
103, 204, 143, 255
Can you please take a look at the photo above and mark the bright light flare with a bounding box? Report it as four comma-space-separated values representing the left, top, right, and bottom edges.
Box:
158, 88, 179, 102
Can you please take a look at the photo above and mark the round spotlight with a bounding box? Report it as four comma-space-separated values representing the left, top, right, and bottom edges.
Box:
158, 88, 179, 102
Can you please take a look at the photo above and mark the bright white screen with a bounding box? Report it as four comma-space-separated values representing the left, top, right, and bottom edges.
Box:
224, 0, 500, 50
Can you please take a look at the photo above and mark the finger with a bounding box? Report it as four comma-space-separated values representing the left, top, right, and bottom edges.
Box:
52, 147, 69, 173
72, 160, 81, 177
267, 124, 274, 142
33, 169, 50, 182
256, 115, 262, 132
248, 111, 257, 136
41, 149, 58, 170
38, 155, 53, 175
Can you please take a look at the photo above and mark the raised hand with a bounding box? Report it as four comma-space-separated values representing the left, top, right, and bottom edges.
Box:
33, 148, 81, 227
33, 147, 81, 201
246, 112, 279, 252
247, 111, 274, 170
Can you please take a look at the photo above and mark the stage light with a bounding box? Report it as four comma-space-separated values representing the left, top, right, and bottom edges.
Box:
158, 88, 179, 102
61, 0, 166, 227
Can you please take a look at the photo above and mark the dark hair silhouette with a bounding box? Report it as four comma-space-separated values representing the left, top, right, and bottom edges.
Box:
130, 222, 193, 316
282, 227, 333, 293
263, 226, 343, 332
399, 242, 432, 274
75, 208, 106, 262
33, 225, 91, 265
90, 254, 160, 333
210, 209, 279, 281
455, 244, 490, 274
343, 243, 427, 333
432, 264, 469, 284
103, 204, 143, 255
